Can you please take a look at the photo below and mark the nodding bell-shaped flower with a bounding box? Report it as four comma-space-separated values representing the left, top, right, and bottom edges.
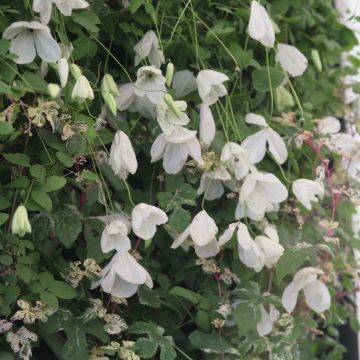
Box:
256, 304, 280, 336
134, 30, 164, 68
92, 251, 153, 298
197, 70, 229, 106
248, 1, 275, 48
277, 43, 308, 77
171, 210, 220, 258
199, 103, 216, 146
108, 130, 138, 179
101, 219, 131, 253
292, 179, 324, 210
12, 205, 31, 237
71, 75, 94, 101
57, 58, 69, 88
282, 267, 331, 313
131, 203, 168, 240
242, 113, 288, 164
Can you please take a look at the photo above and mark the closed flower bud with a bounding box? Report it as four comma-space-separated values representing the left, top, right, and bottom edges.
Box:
47, 83, 61, 98
71, 75, 94, 102
274, 85, 294, 111
12, 205, 31, 237
101, 74, 119, 96
102, 91, 117, 115
311, 49, 322, 72
69, 63, 82, 80
58, 58, 69, 87
164, 93, 181, 118
165, 62, 174, 87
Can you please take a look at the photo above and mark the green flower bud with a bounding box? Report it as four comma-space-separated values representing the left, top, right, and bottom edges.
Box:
47, 83, 61, 98
101, 74, 119, 97
311, 49, 322, 72
165, 62, 174, 87
12, 205, 31, 237
274, 85, 294, 112
69, 64, 82, 80
102, 91, 117, 116
164, 93, 181, 118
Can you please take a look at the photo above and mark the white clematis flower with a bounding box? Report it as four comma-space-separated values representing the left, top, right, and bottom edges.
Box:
292, 179, 324, 210
101, 219, 131, 253
199, 103, 216, 145
131, 203, 168, 240
109, 130, 138, 179
71, 75, 94, 101
134, 30, 164, 68
172, 70, 197, 98
257, 304, 280, 336
236, 170, 288, 221
248, 1, 275, 48
282, 267, 331, 313
156, 100, 190, 135
3, 21, 61, 64
12, 205, 32, 238
242, 113, 288, 164
277, 43, 308, 77
220, 142, 254, 180
171, 210, 219, 258
134, 66, 166, 105
151, 125, 204, 174
197, 165, 231, 201
317, 116, 341, 134
197, 70, 229, 106
93, 251, 153, 298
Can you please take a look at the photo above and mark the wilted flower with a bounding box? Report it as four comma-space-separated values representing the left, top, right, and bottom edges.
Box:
197, 70, 229, 105
101, 219, 131, 253
71, 75, 94, 101
12, 205, 31, 237
292, 179, 324, 210
277, 43, 308, 77
134, 30, 164, 68
131, 203, 168, 240
3, 21, 61, 64
257, 304, 280, 336
282, 267, 331, 313
109, 130, 138, 179
199, 103, 216, 145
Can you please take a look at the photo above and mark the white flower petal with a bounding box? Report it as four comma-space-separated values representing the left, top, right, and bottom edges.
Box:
277, 43, 308, 77
172, 70, 197, 97
282, 281, 299, 313
303, 280, 331, 313
245, 113, 268, 127
189, 210, 218, 246
267, 128, 288, 164
9, 31, 36, 64
242, 129, 268, 164
199, 103, 216, 145
33, 30, 61, 63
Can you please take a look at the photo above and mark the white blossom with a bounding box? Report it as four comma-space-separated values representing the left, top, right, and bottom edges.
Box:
3, 21, 61, 64
242, 113, 288, 164
292, 179, 324, 210
101, 219, 131, 253
134, 30, 164, 68
282, 267, 331, 313
317, 116, 341, 134
131, 203, 168, 240
172, 70, 197, 98
256, 304, 280, 336
199, 103, 216, 145
197, 70, 229, 106
156, 100, 190, 135
53, 0, 89, 16
71, 75, 94, 101
12, 205, 31, 238
33, 0, 52, 24
277, 43, 308, 77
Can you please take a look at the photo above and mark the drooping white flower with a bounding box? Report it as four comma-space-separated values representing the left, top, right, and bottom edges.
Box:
33, 0, 53, 24
53, 0, 89, 16
172, 70, 197, 98
197, 70, 229, 106
71, 75, 94, 101
292, 179, 324, 210
220, 142, 254, 180
131, 203, 168, 240
3, 21, 61, 64
96, 212, 131, 229
197, 165, 231, 201
277, 43, 308, 77
317, 116, 341, 134
171, 210, 219, 258
109, 130, 138, 179
257, 304, 280, 336
57, 58, 69, 88
199, 103, 216, 145
248, 1, 275, 48
134, 66, 166, 105
12, 205, 31, 238
156, 100, 190, 135
282, 267, 331, 313
236, 170, 288, 221
242, 113, 288, 164
101, 220, 131, 253
134, 30, 164, 68
151, 125, 204, 174
93, 251, 153, 298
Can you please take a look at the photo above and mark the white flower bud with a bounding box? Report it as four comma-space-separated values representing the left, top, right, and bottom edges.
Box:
164, 93, 181, 118
71, 75, 94, 102
69, 63, 82, 80
48, 83, 61, 98
58, 58, 69, 87
101, 74, 119, 96
165, 62, 174, 87
102, 91, 117, 116
12, 205, 31, 237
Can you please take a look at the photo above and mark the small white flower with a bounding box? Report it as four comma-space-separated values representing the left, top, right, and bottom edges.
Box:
131, 203, 168, 240
172, 70, 197, 98
236, 170, 288, 221
134, 30, 164, 68
156, 100, 190, 135
277, 43, 308, 77
282, 267, 331, 313
101, 220, 131, 253
93, 251, 153, 298
199, 103, 216, 145
257, 304, 280, 336
151, 125, 204, 174
3, 21, 61, 64
292, 179, 324, 210
248, 1, 275, 48
53, 0, 89, 16
220, 142, 254, 180
71, 75, 94, 101
109, 130, 138, 179
197, 165, 231, 201
134, 66, 166, 105
242, 113, 288, 164
11, 205, 31, 238
197, 70, 229, 106
57, 58, 69, 88
171, 210, 219, 258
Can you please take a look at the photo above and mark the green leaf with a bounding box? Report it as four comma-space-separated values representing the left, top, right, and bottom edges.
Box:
22, 72, 48, 94
47, 281, 77, 299
234, 302, 260, 336
0, 80, 11, 95
6, 176, 30, 189
56, 152, 74, 167
72, 11, 100, 32
43, 175, 66, 192
0, 39, 10, 55
0, 196, 11, 210
15, 263, 32, 283
31, 189, 52, 211
164, 208, 191, 234
39, 272, 55, 288
30, 164, 46, 180
252, 66, 285, 92
40, 291, 59, 309
0, 213, 9, 226
63, 320, 89, 360
3, 153, 30, 167
0, 122, 14, 135
158, 183, 197, 212
0, 255, 13, 266
129, 0, 144, 13
169, 286, 200, 304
